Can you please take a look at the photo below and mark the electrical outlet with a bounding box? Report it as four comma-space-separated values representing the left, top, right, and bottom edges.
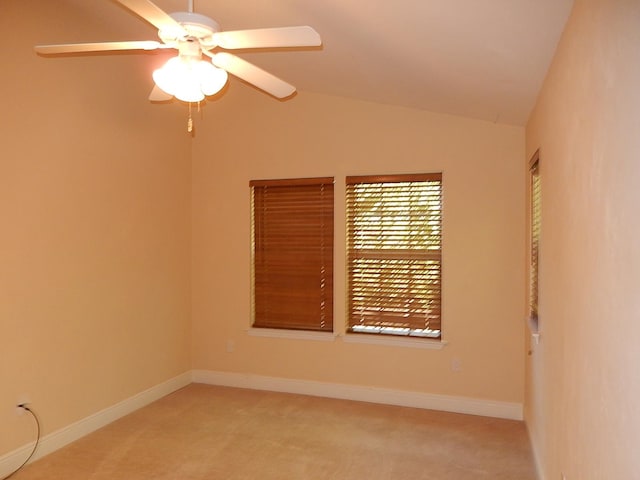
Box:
226, 340, 235, 353
15, 394, 31, 416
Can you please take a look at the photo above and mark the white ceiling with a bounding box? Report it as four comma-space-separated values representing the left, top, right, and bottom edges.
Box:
49, 0, 575, 126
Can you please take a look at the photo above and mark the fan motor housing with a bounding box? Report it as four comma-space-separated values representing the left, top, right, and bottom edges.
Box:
159, 12, 221, 48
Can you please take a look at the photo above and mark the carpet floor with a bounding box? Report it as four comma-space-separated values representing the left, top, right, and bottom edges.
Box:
12, 384, 537, 479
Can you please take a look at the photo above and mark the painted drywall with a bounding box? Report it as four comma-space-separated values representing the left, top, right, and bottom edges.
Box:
0, 0, 192, 456
1, 0, 528, 463
191, 87, 526, 404
525, 0, 640, 478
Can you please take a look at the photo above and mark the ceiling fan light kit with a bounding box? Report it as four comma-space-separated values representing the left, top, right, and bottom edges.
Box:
152, 36, 228, 103
153, 56, 228, 102
34, 0, 321, 131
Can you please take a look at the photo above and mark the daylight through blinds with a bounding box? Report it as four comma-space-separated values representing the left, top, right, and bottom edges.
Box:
530, 160, 541, 318
346, 173, 442, 338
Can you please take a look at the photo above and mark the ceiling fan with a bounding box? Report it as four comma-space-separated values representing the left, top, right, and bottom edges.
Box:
35, 0, 322, 103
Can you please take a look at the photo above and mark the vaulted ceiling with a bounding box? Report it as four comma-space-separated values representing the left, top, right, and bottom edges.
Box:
36, 0, 574, 126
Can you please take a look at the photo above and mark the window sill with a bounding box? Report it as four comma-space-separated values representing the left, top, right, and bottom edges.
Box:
248, 327, 337, 342
247, 328, 447, 349
341, 333, 447, 350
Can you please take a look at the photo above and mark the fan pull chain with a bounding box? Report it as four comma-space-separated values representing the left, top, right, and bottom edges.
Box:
186, 102, 203, 134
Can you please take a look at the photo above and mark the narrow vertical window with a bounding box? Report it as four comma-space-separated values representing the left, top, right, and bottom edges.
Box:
346, 173, 442, 339
251, 177, 334, 332
529, 152, 541, 329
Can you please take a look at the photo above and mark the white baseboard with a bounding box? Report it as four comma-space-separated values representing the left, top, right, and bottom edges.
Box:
0, 372, 191, 478
1, 369, 523, 478
192, 369, 523, 421
526, 421, 544, 479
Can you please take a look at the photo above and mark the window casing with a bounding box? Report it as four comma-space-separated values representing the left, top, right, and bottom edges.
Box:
250, 177, 334, 332
346, 173, 442, 339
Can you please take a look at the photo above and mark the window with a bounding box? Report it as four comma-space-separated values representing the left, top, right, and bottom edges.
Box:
346, 173, 442, 339
250, 177, 334, 332
529, 152, 541, 330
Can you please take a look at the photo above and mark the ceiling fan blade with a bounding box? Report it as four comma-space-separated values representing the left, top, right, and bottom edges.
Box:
213, 26, 321, 50
149, 85, 173, 101
35, 40, 164, 54
211, 52, 296, 98
116, 0, 187, 37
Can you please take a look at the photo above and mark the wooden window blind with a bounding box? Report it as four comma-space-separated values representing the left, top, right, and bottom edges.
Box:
346, 173, 442, 338
529, 154, 541, 321
250, 177, 334, 332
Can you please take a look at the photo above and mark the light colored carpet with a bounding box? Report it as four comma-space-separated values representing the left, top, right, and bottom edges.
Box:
13, 384, 536, 479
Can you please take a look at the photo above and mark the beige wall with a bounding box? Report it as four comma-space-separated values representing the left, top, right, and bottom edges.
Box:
0, 0, 192, 455
9, 0, 640, 475
1, 0, 528, 462
525, 0, 640, 478
192, 88, 526, 402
